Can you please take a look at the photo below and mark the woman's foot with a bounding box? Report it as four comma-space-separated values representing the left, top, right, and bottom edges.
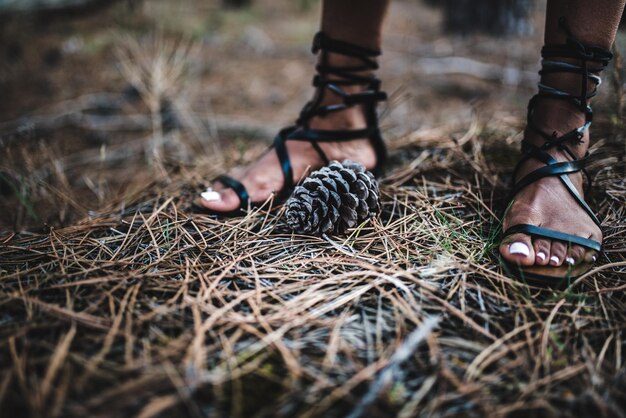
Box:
200, 104, 377, 212
200, 49, 382, 213
499, 101, 602, 268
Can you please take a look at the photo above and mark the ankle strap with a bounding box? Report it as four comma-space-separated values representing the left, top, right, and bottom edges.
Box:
515, 17, 613, 190
297, 32, 387, 127
527, 17, 612, 152
539, 17, 612, 109
312, 32, 381, 65
268, 33, 388, 195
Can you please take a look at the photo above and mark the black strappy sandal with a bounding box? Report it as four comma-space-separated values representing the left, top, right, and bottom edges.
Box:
501, 17, 613, 284
194, 32, 388, 216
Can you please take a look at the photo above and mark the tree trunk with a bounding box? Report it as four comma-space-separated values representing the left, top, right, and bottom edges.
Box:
440, 0, 536, 36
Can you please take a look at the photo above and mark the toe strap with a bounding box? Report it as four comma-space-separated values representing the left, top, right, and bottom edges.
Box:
504, 223, 602, 253
273, 129, 296, 195
215, 174, 250, 210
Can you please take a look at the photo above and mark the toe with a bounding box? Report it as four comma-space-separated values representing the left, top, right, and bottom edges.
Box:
532, 238, 551, 266
584, 250, 598, 264
500, 233, 535, 266
549, 241, 567, 267
567, 245, 586, 266
200, 188, 241, 212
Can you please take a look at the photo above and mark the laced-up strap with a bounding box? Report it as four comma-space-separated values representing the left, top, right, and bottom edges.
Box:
296, 32, 387, 125
272, 32, 388, 194
523, 17, 612, 156
504, 17, 612, 255
214, 33, 388, 212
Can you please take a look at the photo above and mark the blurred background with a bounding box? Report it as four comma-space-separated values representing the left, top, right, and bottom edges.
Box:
0, 0, 624, 232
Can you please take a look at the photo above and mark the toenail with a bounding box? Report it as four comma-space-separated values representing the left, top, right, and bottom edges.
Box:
565, 257, 575, 265
550, 256, 560, 265
509, 242, 530, 257
536, 252, 546, 262
201, 189, 221, 202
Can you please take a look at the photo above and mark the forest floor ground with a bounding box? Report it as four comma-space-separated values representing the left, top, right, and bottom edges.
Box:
1, 1, 626, 417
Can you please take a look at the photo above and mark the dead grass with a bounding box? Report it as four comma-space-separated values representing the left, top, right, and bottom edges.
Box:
1, 2, 626, 417
1, 111, 625, 417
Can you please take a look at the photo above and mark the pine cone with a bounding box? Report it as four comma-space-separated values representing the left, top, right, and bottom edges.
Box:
286, 160, 380, 235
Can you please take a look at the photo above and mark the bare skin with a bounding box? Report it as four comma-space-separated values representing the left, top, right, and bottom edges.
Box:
203, 0, 625, 273
499, 105, 601, 267
200, 88, 378, 212
499, 0, 625, 268
201, 0, 389, 212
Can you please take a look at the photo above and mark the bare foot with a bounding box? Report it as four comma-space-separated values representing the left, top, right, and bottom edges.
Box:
200, 53, 380, 212
499, 100, 602, 268
201, 109, 377, 211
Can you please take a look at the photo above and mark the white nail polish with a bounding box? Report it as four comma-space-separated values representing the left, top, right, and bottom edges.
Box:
509, 242, 530, 257
201, 189, 221, 202
550, 255, 560, 265
536, 252, 546, 262
565, 257, 575, 266
592, 255, 597, 262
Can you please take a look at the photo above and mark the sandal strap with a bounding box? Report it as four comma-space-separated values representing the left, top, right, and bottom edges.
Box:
211, 33, 387, 210
311, 142, 330, 165
273, 128, 296, 194
509, 150, 600, 226
296, 32, 387, 127
312, 32, 382, 63
270, 32, 388, 193
506, 17, 611, 238
523, 17, 612, 156
286, 126, 377, 142
214, 174, 250, 210
503, 224, 602, 253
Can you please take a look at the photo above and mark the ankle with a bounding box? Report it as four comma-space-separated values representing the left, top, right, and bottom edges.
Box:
318, 52, 377, 87
310, 105, 367, 132
532, 98, 586, 134
321, 51, 375, 67
527, 98, 590, 158
540, 58, 602, 98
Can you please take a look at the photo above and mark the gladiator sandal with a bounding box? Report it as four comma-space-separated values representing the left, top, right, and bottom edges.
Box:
501, 17, 612, 284
197, 32, 388, 216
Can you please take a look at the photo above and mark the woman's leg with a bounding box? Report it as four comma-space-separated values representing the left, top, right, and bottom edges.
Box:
321, 0, 388, 49
500, 0, 626, 267
202, 0, 390, 212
